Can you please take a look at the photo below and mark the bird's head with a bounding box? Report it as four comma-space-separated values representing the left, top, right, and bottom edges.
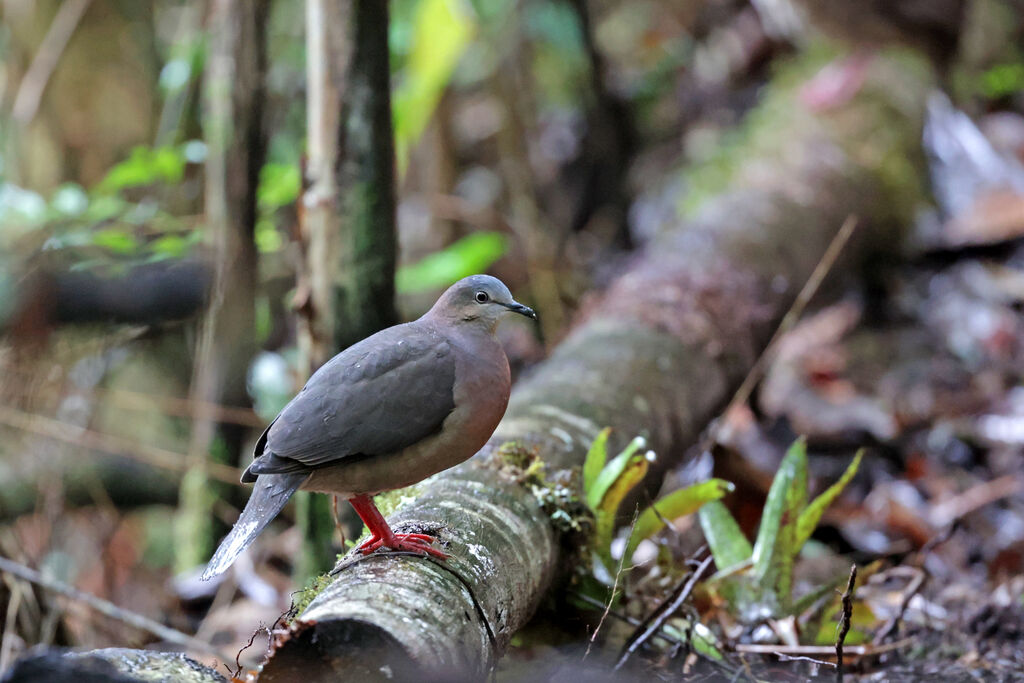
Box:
430, 274, 537, 330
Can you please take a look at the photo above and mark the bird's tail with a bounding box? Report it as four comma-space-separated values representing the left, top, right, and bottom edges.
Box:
201, 472, 307, 581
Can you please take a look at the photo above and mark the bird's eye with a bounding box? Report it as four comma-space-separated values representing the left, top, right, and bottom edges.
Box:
475, 291, 489, 303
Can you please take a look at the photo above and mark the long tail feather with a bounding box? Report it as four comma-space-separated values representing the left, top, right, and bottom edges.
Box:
201, 472, 307, 581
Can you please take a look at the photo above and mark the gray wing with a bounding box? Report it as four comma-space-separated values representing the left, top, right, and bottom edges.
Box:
252, 322, 456, 472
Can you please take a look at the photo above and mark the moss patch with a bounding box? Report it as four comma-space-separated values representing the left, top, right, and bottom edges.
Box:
494, 441, 592, 536
373, 484, 425, 517
290, 571, 333, 619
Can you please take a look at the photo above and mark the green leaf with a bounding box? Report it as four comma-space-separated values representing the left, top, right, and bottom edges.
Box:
624, 479, 734, 562
586, 435, 646, 511
698, 500, 752, 570
98, 145, 186, 192
582, 427, 611, 500
594, 453, 648, 569
393, 0, 476, 175
258, 162, 301, 211
395, 232, 508, 294
91, 228, 138, 254
980, 62, 1024, 99
149, 234, 187, 258
795, 449, 863, 550
751, 438, 805, 582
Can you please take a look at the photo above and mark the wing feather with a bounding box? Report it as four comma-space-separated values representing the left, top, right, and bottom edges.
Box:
255, 322, 455, 470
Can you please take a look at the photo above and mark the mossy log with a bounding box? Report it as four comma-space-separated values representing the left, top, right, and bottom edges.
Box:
255, 54, 933, 681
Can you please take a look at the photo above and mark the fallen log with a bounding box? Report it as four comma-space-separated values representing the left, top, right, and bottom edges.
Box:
256, 54, 933, 681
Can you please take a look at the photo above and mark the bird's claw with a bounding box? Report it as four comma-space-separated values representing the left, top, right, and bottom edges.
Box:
358, 532, 448, 559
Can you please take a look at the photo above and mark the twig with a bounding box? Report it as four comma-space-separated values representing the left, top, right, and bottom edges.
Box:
733, 638, 913, 657
710, 214, 858, 445
0, 579, 22, 673
614, 554, 714, 671
570, 591, 687, 648
233, 624, 269, 680
776, 652, 836, 667
11, 0, 93, 124
836, 564, 857, 683
0, 404, 241, 485
585, 507, 630, 663
0, 554, 231, 663
929, 474, 1024, 528
874, 566, 925, 644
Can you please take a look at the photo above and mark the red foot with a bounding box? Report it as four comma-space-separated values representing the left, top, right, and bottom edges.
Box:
348, 494, 448, 560
357, 533, 448, 559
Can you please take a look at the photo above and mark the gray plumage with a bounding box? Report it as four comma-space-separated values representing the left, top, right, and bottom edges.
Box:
202, 275, 536, 580
244, 323, 456, 476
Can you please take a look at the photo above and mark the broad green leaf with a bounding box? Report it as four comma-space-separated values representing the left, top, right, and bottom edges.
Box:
99, 145, 185, 192
393, 0, 476, 174
981, 63, 1024, 99
698, 500, 752, 570
663, 621, 724, 661
624, 479, 735, 562
594, 454, 648, 568
691, 622, 724, 661
795, 449, 863, 550
396, 232, 509, 294
751, 438, 805, 582
774, 440, 809, 606
92, 228, 138, 254
258, 162, 301, 211
149, 232, 200, 259
582, 427, 611, 501
586, 435, 646, 511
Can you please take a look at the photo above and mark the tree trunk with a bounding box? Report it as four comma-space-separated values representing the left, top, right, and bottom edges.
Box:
334, 0, 399, 350
292, 0, 399, 580
175, 0, 269, 573
256, 54, 934, 681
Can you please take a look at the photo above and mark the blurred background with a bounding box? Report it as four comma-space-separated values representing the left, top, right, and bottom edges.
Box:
0, 0, 1023, 678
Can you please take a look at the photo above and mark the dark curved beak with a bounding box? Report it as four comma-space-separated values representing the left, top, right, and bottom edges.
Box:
504, 301, 538, 320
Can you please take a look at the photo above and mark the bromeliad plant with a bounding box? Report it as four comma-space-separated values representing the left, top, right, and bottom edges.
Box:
583, 428, 734, 577
698, 438, 863, 624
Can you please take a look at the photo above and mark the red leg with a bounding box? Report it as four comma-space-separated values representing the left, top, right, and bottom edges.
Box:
348, 495, 448, 559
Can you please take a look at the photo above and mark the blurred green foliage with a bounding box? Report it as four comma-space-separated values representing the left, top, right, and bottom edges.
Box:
393, 0, 476, 174
396, 231, 509, 293
980, 62, 1024, 99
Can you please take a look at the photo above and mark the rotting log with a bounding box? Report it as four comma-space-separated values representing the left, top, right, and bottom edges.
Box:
254, 53, 934, 682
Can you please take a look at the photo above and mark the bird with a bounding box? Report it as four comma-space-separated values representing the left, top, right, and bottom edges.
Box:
201, 275, 537, 580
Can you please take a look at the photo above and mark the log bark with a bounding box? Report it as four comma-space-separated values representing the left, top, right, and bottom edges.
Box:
254, 54, 933, 681
1, 648, 227, 683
